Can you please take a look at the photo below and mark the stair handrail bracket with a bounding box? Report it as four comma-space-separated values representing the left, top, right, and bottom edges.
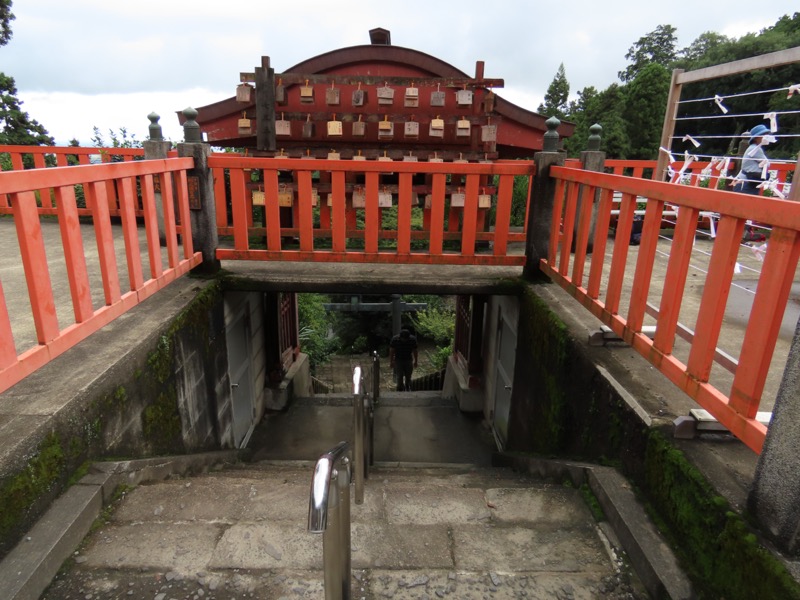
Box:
307, 440, 352, 600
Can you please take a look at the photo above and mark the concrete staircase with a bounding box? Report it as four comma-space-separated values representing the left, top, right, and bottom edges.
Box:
17, 392, 687, 599
41, 462, 647, 599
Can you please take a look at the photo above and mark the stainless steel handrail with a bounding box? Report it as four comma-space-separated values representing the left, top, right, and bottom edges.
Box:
353, 366, 368, 504
307, 440, 351, 600
372, 350, 380, 406
369, 352, 379, 466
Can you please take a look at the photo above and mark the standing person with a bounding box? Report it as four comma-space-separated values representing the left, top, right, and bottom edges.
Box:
733, 124, 771, 196
389, 328, 418, 392
733, 124, 772, 242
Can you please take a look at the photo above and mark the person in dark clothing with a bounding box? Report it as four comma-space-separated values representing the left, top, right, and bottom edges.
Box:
389, 328, 418, 391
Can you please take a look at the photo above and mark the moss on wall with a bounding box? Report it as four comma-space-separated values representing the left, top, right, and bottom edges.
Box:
138, 280, 224, 453
644, 431, 800, 600
0, 432, 65, 548
509, 283, 800, 598
512, 286, 570, 453
0, 280, 226, 557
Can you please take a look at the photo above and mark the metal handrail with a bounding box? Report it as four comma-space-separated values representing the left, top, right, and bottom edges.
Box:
372, 351, 380, 405
369, 352, 379, 467
352, 366, 371, 504
307, 440, 351, 600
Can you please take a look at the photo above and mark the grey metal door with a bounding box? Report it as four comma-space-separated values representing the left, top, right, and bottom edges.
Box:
228, 311, 254, 447
493, 313, 516, 449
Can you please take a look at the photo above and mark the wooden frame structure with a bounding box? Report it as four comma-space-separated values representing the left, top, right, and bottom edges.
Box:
656, 46, 800, 180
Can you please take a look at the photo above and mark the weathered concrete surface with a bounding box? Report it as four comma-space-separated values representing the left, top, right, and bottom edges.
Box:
248, 394, 495, 466
40, 464, 649, 600
220, 260, 526, 296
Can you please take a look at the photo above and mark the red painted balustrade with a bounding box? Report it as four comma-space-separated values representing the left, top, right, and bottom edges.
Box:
0, 145, 149, 218
0, 158, 202, 394
542, 164, 800, 453
600, 158, 794, 194
207, 155, 533, 265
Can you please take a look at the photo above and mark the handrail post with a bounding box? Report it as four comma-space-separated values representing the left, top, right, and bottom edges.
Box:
372, 351, 380, 405
353, 366, 365, 504
369, 351, 379, 467
308, 441, 352, 600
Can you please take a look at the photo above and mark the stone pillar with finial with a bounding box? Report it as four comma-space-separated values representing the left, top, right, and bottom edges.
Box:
177, 107, 220, 273
575, 123, 605, 254
143, 112, 172, 245
524, 116, 565, 279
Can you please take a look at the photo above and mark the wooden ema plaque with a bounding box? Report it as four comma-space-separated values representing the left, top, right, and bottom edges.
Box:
187, 176, 201, 210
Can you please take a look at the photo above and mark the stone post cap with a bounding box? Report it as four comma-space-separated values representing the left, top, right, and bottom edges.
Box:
148, 112, 163, 141
588, 123, 602, 151
182, 107, 202, 143
543, 116, 561, 152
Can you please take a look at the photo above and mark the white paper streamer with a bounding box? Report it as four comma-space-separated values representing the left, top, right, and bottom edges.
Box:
770, 180, 786, 199
752, 243, 767, 262
678, 151, 698, 176
762, 135, 777, 146
659, 147, 675, 163
682, 134, 701, 148
667, 165, 676, 180
763, 112, 778, 132
788, 84, 800, 98
734, 262, 742, 274
759, 160, 769, 180
714, 95, 729, 114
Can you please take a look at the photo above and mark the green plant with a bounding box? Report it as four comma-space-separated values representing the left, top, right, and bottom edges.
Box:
297, 293, 337, 369
410, 305, 455, 347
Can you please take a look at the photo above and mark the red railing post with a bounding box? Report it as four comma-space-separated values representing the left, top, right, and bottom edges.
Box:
524, 116, 565, 279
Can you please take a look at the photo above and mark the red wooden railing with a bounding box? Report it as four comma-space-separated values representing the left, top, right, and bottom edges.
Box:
0, 144, 146, 167
0, 145, 179, 219
0, 159, 203, 394
541, 164, 799, 453
208, 155, 531, 265
601, 158, 795, 195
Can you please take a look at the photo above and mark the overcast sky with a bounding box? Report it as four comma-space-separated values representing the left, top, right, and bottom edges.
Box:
3, 0, 797, 145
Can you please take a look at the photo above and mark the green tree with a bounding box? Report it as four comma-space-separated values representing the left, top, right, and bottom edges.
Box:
619, 24, 678, 83
0, 0, 13, 47
0, 73, 54, 146
565, 84, 630, 159
678, 31, 732, 64
674, 13, 800, 159
91, 126, 141, 149
564, 86, 599, 156
623, 63, 671, 159
537, 63, 570, 119
0, 0, 53, 149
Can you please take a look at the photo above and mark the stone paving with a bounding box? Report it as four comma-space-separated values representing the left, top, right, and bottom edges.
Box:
40, 464, 647, 600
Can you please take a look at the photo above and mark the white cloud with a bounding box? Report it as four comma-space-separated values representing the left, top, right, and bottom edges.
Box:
4, 0, 796, 145
18, 89, 223, 146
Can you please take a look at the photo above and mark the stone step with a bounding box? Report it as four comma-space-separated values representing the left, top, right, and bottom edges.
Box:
298, 390, 448, 407
41, 462, 649, 599
249, 395, 494, 465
